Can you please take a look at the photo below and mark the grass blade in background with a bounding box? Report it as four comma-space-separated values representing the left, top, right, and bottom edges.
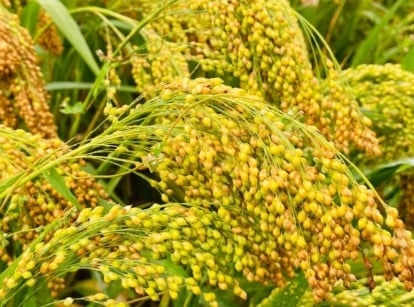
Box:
45, 81, 138, 92
36, 0, 100, 75
43, 167, 82, 210
351, 0, 405, 66
402, 46, 414, 72
364, 158, 414, 187
20, 1, 41, 36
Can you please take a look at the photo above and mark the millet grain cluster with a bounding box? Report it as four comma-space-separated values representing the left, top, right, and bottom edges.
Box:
135, 0, 379, 155
139, 78, 414, 302
0, 8, 57, 138
36, 10, 64, 56
0, 127, 109, 266
341, 64, 414, 229
130, 29, 190, 97
0, 204, 248, 306
341, 64, 414, 163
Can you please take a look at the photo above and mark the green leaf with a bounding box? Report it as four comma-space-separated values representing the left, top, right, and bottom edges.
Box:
22, 294, 39, 307
92, 65, 110, 98
152, 142, 165, 156
73, 277, 100, 296
239, 278, 274, 306
20, 1, 41, 37
106, 280, 123, 298
364, 157, 414, 186
213, 289, 241, 307
174, 288, 194, 307
351, 0, 405, 66
20, 278, 55, 307
366, 165, 399, 187
402, 45, 414, 73
60, 101, 85, 114
45, 81, 95, 91
0, 174, 23, 195
43, 167, 82, 210
155, 258, 188, 278
257, 272, 308, 307
36, 0, 100, 75
45, 82, 138, 92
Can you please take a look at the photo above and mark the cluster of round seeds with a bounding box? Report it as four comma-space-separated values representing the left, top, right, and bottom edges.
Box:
0, 0, 13, 9
130, 29, 190, 97
397, 174, 414, 230
98, 44, 123, 101
139, 0, 379, 155
0, 91, 16, 127
149, 1, 207, 43
299, 275, 412, 307
0, 126, 109, 264
0, 8, 57, 138
341, 64, 414, 162
0, 78, 412, 304
340, 64, 414, 228
320, 60, 380, 155
36, 10, 64, 56
0, 204, 249, 307
131, 78, 414, 302
201, 0, 310, 100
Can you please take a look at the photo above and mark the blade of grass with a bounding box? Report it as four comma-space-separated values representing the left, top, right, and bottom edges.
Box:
68, 0, 178, 139
402, 45, 414, 73
45, 81, 138, 92
20, 1, 41, 36
363, 157, 414, 186
43, 167, 83, 211
36, 0, 100, 76
351, 0, 405, 66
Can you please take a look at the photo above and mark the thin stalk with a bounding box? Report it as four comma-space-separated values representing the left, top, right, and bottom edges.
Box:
69, 6, 137, 27
0, 210, 72, 297
159, 292, 171, 307
83, 96, 107, 138
69, 0, 177, 139
324, 0, 345, 48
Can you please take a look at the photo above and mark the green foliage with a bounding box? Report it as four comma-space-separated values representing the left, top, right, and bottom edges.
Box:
37, 0, 101, 75
257, 272, 308, 307
292, 0, 414, 67
43, 167, 83, 210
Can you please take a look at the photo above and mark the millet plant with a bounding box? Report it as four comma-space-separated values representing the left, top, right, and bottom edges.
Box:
0, 0, 414, 306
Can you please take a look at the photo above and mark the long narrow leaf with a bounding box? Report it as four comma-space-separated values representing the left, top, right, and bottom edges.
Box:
402, 45, 414, 73
20, 1, 41, 36
45, 82, 138, 92
43, 167, 82, 211
36, 0, 100, 75
364, 158, 414, 187
351, 0, 404, 66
